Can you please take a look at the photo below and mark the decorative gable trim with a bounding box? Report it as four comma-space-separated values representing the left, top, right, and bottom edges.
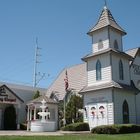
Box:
0, 85, 24, 103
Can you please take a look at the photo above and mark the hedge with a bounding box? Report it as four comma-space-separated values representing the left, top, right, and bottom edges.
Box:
91, 124, 140, 134
61, 122, 89, 131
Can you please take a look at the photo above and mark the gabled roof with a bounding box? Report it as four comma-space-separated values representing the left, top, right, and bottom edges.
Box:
46, 63, 87, 100
87, 6, 126, 36
125, 47, 140, 66
0, 85, 24, 103
125, 47, 140, 58
27, 95, 58, 105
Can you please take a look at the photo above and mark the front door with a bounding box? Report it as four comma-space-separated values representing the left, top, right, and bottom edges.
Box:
88, 103, 108, 129
97, 103, 108, 126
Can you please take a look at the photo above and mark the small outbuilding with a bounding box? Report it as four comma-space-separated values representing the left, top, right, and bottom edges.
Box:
26, 95, 58, 132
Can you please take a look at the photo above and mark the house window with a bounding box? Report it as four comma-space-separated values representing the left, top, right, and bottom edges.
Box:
123, 100, 129, 124
114, 40, 118, 50
119, 60, 124, 80
98, 39, 103, 50
96, 60, 102, 80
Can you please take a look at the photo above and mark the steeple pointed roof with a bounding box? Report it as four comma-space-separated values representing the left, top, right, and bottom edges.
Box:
87, 6, 126, 36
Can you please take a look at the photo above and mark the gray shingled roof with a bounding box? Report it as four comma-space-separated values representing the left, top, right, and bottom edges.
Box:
82, 48, 133, 61
80, 81, 139, 93
87, 6, 126, 36
0, 82, 47, 103
46, 63, 87, 100
125, 47, 139, 58
0, 84, 24, 103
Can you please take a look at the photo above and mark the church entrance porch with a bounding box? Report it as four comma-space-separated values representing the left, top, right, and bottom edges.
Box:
0, 85, 24, 130
87, 102, 108, 130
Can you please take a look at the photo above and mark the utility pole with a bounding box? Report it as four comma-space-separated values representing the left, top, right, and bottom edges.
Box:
33, 38, 45, 87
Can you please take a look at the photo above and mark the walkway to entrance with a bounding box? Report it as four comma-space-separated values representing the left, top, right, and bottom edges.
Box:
0, 130, 63, 136
0, 130, 90, 136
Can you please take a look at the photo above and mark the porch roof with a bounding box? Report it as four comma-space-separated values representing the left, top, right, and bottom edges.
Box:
80, 81, 139, 94
27, 95, 58, 105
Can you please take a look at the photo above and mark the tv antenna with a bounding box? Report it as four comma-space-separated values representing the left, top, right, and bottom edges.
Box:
33, 37, 45, 87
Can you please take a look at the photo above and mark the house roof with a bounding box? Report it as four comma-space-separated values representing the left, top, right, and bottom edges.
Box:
87, 6, 126, 36
0, 82, 47, 92
125, 47, 140, 58
27, 95, 58, 105
46, 63, 87, 100
82, 48, 133, 61
80, 81, 139, 93
125, 47, 140, 66
0, 84, 24, 103
0, 82, 47, 103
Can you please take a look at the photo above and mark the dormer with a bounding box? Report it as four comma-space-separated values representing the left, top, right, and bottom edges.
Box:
87, 6, 126, 53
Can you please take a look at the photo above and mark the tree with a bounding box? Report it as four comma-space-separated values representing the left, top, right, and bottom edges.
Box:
65, 94, 83, 124
58, 100, 64, 128
33, 90, 40, 99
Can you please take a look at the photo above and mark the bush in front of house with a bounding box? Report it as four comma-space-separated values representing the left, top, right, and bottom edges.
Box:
91, 125, 118, 134
91, 124, 140, 134
61, 122, 89, 131
20, 123, 27, 130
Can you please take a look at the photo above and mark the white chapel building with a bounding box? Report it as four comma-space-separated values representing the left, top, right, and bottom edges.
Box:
80, 6, 140, 130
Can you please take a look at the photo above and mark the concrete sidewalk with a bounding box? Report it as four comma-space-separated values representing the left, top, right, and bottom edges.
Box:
0, 130, 63, 136
0, 130, 90, 136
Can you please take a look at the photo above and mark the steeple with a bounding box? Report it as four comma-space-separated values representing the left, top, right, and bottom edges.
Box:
87, 6, 126, 36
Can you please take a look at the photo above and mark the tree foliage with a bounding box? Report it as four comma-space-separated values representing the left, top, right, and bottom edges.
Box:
33, 90, 40, 99
65, 94, 83, 124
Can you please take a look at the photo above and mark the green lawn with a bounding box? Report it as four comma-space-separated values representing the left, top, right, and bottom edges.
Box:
0, 133, 140, 140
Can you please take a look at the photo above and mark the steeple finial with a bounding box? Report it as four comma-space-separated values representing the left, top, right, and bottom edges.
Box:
104, 0, 107, 9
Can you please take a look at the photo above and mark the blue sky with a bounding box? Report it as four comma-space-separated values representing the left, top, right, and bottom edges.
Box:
0, 0, 140, 88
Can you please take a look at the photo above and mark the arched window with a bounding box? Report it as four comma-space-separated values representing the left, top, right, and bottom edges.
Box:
96, 60, 102, 80
114, 40, 119, 49
98, 39, 103, 50
122, 100, 129, 124
119, 60, 124, 80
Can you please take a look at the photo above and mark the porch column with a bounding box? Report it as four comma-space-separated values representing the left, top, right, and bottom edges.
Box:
16, 104, 21, 130
27, 106, 30, 131
29, 108, 32, 121
34, 106, 36, 120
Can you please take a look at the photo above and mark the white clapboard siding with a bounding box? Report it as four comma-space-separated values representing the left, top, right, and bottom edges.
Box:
93, 39, 109, 53
112, 54, 130, 85
113, 89, 136, 124
87, 54, 111, 86
130, 54, 140, 90
83, 89, 114, 125
92, 28, 109, 53
136, 94, 140, 124
107, 103, 114, 125
109, 29, 123, 51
